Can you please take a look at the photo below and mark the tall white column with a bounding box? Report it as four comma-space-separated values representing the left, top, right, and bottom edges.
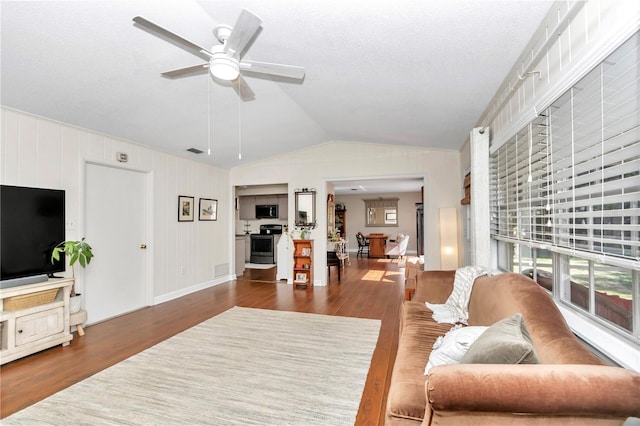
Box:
470, 127, 491, 270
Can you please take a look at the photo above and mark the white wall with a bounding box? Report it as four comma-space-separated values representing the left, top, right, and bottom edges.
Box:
460, 0, 640, 267
478, 0, 640, 148
336, 191, 422, 255
1, 107, 231, 303
231, 140, 461, 284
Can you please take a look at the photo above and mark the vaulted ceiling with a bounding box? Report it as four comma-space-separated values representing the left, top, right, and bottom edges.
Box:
1, 1, 553, 169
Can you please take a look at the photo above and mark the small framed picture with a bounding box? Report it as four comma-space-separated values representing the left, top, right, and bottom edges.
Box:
295, 273, 307, 282
199, 198, 218, 221
301, 248, 311, 256
178, 196, 195, 222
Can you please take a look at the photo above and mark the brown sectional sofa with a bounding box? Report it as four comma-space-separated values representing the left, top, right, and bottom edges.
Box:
386, 270, 640, 425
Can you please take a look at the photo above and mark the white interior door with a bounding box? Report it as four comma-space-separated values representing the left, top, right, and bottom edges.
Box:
85, 163, 148, 324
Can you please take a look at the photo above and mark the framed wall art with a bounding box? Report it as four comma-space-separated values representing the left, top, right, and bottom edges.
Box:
178, 195, 195, 222
199, 198, 218, 221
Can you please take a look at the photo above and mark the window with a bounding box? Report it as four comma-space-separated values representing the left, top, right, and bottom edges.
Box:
364, 198, 399, 227
490, 32, 640, 342
568, 256, 590, 312
593, 264, 633, 332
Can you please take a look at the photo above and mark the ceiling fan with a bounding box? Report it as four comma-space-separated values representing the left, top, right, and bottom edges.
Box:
133, 9, 305, 101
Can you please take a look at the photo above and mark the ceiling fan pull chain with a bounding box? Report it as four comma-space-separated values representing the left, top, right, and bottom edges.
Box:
208, 78, 212, 156
238, 89, 242, 160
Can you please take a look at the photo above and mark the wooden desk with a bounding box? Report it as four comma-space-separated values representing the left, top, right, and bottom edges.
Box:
367, 234, 388, 258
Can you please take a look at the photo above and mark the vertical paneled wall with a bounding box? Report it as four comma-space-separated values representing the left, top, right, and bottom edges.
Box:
1, 107, 230, 302
477, 0, 640, 149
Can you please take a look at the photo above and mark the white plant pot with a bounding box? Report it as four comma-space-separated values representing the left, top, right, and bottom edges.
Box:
69, 294, 82, 314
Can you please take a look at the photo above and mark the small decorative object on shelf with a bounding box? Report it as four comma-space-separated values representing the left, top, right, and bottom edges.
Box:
292, 239, 313, 288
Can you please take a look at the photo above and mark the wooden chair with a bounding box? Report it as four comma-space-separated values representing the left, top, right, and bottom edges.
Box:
356, 232, 369, 257
327, 251, 341, 281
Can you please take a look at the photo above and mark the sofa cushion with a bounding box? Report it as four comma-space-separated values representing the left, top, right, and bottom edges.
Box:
461, 313, 539, 365
424, 325, 488, 374
386, 302, 452, 423
466, 273, 605, 365
412, 270, 455, 304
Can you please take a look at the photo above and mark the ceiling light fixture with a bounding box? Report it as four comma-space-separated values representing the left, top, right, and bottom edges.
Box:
209, 46, 239, 81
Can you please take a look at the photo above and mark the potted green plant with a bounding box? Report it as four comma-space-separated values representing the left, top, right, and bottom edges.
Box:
51, 237, 94, 313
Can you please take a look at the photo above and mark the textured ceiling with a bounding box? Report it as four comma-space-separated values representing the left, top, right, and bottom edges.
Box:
1, 1, 553, 169
333, 178, 424, 195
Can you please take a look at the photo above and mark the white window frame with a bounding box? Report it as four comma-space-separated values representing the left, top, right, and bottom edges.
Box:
489, 32, 640, 370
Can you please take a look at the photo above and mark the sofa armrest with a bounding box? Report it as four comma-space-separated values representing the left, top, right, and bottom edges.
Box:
413, 270, 455, 304
426, 364, 640, 418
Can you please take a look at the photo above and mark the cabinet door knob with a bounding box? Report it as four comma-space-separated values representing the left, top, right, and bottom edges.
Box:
17, 329, 23, 334
140, 244, 147, 249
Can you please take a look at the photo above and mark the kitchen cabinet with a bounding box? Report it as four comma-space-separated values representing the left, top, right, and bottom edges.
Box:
239, 196, 256, 220
255, 195, 278, 205
278, 195, 288, 220
239, 194, 287, 220
235, 236, 245, 276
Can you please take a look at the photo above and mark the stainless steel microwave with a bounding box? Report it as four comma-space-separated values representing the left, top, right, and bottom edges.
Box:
255, 204, 278, 219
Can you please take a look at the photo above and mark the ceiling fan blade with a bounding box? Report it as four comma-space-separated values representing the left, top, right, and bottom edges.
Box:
225, 9, 262, 58
240, 60, 305, 80
133, 16, 212, 61
233, 76, 256, 102
161, 64, 209, 79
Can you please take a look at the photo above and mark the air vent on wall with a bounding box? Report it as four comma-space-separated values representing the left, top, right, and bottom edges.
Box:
187, 148, 203, 154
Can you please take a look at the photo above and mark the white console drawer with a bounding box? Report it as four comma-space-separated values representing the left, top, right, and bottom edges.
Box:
15, 307, 64, 346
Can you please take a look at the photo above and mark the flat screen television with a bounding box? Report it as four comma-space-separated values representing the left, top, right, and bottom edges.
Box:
1, 185, 66, 282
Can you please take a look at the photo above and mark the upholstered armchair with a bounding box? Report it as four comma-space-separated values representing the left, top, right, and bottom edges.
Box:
385, 234, 409, 259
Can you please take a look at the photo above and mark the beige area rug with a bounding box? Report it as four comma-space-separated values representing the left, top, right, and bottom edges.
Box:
5, 307, 381, 425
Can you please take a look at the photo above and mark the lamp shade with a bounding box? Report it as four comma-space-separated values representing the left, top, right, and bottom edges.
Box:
439, 207, 459, 270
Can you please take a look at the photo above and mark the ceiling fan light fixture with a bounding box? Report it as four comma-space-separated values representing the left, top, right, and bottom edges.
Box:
210, 57, 239, 81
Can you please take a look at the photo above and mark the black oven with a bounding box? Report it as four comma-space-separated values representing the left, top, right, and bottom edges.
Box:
250, 235, 275, 264
249, 224, 283, 264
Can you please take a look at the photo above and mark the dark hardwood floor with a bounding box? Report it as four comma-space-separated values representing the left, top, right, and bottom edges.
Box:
0, 256, 407, 425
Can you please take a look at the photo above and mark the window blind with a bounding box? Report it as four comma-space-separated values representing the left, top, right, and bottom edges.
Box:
490, 31, 640, 266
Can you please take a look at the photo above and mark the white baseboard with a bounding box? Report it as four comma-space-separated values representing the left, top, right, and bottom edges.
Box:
153, 275, 232, 305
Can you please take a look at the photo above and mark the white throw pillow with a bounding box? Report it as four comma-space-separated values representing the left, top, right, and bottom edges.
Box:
424, 325, 488, 375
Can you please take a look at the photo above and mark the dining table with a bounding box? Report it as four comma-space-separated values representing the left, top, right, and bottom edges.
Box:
366, 233, 388, 258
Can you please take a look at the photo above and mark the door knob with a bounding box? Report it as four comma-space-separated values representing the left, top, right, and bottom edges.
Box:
140, 244, 147, 249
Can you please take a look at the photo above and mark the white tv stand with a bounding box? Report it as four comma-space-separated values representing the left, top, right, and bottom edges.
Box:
0, 278, 73, 365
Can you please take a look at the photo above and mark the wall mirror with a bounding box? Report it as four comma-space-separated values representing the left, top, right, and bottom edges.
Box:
295, 189, 316, 227
364, 198, 399, 227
